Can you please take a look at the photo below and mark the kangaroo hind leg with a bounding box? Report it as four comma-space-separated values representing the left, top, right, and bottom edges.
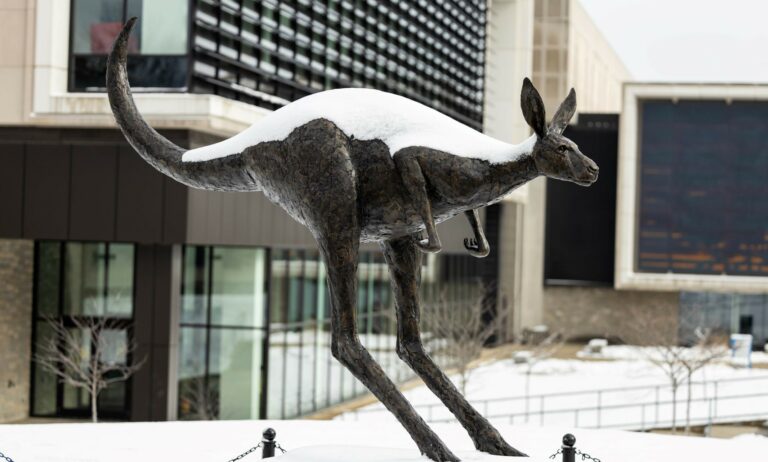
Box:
381, 234, 527, 457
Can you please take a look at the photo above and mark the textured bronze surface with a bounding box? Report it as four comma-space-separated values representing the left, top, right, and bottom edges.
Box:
108, 18, 597, 461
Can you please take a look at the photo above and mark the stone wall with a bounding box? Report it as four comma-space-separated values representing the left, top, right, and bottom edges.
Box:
543, 286, 680, 345
0, 239, 34, 422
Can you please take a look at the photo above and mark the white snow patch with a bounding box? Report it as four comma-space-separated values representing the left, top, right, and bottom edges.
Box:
183, 88, 535, 164
0, 419, 765, 462
339, 356, 768, 429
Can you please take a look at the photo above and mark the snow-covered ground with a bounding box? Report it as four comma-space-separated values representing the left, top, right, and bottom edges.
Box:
339, 348, 768, 430
0, 419, 765, 462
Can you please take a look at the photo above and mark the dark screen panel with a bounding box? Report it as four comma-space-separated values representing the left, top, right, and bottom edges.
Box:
545, 114, 618, 285
638, 100, 768, 276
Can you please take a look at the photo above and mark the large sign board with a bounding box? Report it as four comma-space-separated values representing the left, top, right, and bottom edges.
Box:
616, 85, 768, 292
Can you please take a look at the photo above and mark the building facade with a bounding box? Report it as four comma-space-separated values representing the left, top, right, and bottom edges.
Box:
0, 0, 497, 423
0, 0, 635, 424
544, 84, 768, 347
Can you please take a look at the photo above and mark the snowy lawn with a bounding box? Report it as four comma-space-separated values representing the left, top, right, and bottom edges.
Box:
339, 350, 768, 429
0, 419, 765, 462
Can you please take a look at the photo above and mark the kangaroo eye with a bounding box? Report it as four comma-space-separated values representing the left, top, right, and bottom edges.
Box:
557, 145, 568, 153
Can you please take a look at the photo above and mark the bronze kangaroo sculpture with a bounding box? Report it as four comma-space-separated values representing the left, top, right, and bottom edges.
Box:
107, 18, 598, 462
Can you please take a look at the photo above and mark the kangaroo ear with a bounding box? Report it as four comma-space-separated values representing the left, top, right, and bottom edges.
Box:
521, 78, 546, 137
550, 88, 576, 135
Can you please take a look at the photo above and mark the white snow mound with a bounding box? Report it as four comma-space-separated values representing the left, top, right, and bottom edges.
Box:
183, 88, 535, 164
275, 446, 534, 462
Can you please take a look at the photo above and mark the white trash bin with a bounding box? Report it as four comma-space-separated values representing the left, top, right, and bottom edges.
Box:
730, 334, 753, 368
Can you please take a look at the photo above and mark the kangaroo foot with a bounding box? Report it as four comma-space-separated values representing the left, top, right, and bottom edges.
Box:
418, 436, 460, 462
473, 428, 527, 457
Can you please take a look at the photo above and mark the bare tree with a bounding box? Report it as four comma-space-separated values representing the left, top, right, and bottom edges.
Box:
517, 332, 564, 422
34, 316, 145, 422
419, 288, 508, 395
178, 373, 219, 420
625, 308, 726, 434
680, 328, 728, 434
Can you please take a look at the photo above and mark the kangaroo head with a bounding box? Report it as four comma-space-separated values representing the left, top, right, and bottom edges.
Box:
520, 78, 598, 186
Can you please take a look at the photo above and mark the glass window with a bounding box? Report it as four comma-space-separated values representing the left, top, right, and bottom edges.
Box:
210, 247, 267, 328
209, 328, 264, 419
71, 0, 124, 54
63, 243, 133, 317
179, 245, 268, 420
70, 0, 189, 91
31, 241, 136, 419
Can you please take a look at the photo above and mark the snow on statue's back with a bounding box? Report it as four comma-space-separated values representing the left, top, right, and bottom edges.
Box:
182, 88, 523, 164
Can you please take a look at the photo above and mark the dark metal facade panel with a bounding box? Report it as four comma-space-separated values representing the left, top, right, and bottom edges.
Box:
115, 145, 167, 243
68, 145, 118, 240
162, 178, 189, 244
0, 144, 25, 237
190, 0, 488, 130
131, 244, 182, 421
185, 188, 316, 246
0, 127, 190, 244
23, 144, 71, 239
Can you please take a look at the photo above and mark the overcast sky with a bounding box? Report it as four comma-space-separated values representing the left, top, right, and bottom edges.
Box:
579, 0, 768, 82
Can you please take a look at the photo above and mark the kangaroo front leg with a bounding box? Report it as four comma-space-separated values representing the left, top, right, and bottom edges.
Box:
381, 235, 527, 457
393, 154, 441, 253
463, 209, 490, 258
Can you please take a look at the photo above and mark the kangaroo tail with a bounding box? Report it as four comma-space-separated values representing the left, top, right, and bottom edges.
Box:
107, 18, 256, 191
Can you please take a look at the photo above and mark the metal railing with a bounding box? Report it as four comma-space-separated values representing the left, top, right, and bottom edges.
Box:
342, 374, 768, 430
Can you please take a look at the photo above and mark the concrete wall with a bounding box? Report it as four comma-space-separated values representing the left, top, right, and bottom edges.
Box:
567, 0, 631, 113
484, 0, 539, 337
0, 0, 33, 124
543, 286, 680, 344
0, 239, 34, 422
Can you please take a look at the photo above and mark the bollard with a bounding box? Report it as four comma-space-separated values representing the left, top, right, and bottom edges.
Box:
262, 428, 277, 458
561, 433, 576, 462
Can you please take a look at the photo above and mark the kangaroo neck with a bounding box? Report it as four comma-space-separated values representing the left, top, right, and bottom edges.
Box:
486, 152, 540, 202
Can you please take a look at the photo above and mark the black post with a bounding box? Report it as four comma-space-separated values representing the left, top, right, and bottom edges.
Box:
262, 428, 276, 459
561, 433, 576, 462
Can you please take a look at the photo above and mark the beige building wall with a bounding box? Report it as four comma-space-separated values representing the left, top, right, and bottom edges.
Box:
567, 0, 630, 113
0, 0, 34, 124
525, 0, 630, 339
484, 0, 537, 338
544, 287, 680, 345
0, 239, 34, 423
532, 0, 630, 113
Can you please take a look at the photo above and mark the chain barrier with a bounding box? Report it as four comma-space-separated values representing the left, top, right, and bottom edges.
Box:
1, 429, 286, 462
575, 449, 601, 462
226, 443, 262, 462
225, 440, 286, 461
549, 447, 601, 462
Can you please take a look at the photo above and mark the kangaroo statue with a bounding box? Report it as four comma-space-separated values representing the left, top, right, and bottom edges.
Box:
108, 18, 598, 462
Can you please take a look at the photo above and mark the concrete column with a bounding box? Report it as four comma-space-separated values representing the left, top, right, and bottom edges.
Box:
484, 0, 539, 338
0, 239, 34, 423
131, 244, 182, 421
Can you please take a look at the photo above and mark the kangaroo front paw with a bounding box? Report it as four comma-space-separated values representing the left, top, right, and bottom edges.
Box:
463, 238, 489, 258
417, 238, 442, 253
